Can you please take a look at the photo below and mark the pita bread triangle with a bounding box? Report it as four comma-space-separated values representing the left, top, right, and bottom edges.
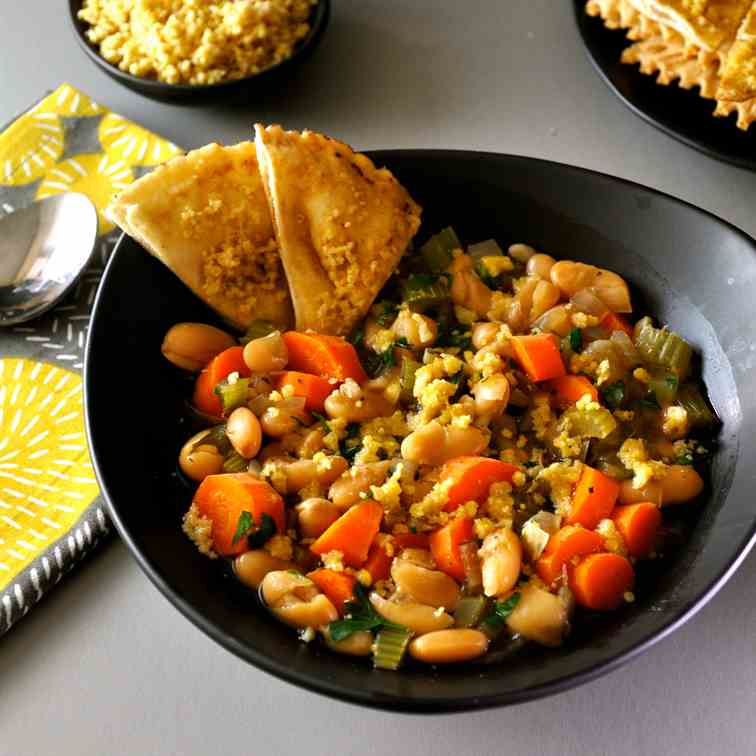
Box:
254, 124, 422, 336
107, 141, 293, 330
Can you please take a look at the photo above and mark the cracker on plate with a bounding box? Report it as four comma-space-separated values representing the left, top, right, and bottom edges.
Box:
107, 142, 293, 330
254, 124, 422, 337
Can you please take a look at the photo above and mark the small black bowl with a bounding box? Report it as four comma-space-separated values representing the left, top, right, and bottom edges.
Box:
67, 0, 330, 103
85, 151, 756, 712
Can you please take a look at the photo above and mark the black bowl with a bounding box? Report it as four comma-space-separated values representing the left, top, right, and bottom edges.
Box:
572, 0, 756, 171
67, 0, 330, 103
85, 151, 756, 712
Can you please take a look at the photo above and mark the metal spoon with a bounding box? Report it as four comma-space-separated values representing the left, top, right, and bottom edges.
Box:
0, 193, 98, 325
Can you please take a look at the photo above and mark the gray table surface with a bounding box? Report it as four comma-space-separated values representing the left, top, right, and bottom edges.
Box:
2, 1, 756, 754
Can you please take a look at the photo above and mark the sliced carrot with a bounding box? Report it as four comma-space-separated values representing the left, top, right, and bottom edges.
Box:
439, 456, 520, 512
612, 502, 662, 558
192, 346, 250, 417
569, 552, 634, 611
392, 532, 430, 550
310, 500, 383, 568
511, 333, 566, 383
566, 465, 620, 530
307, 568, 356, 615
429, 517, 474, 582
193, 472, 285, 557
600, 312, 634, 338
274, 371, 335, 413
536, 525, 605, 586
364, 537, 393, 582
282, 331, 368, 384
545, 375, 599, 408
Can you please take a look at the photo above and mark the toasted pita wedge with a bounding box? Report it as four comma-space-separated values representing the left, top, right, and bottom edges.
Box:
717, 1, 756, 100
107, 142, 293, 330
254, 125, 422, 336
627, 0, 751, 50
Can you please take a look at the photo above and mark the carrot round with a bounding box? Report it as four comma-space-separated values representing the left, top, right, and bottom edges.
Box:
536, 525, 605, 586
310, 500, 383, 567
392, 532, 430, 551
364, 538, 393, 582
192, 346, 250, 417
282, 331, 368, 384
569, 552, 634, 611
440, 456, 520, 512
566, 465, 620, 530
511, 333, 566, 382
429, 517, 474, 582
274, 371, 335, 413
600, 312, 634, 338
612, 502, 662, 558
545, 375, 599, 408
193, 473, 285, 557
307, 568, 356, 615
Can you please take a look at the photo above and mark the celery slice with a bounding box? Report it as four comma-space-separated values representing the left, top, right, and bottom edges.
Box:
239, 320, 277, 345
468, 239, 504, 260
401, 274, 450, 311
648, 373, 678, 405
454, 596, 489, 628
223, 451, 249, 473
677, 383, 717, 428
214, 377, 249, 415
399, 357, 421, 403
634, 317, 692, 380
420, 227, 461, 273
373, 625, 412, 670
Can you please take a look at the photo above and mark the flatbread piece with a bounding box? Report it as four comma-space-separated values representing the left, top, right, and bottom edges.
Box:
254, 124, 422, 336
107, 141, 293, 329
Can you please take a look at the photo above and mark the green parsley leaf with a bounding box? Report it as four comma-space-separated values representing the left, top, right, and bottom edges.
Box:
375, 300, 399, 326
311, 411, 330, 432
339, 423, 362, 463
601, 381, 625, 409
327, 584, 406, 642
676, 452, 694, 466
232, 511, 254, 546
665, 376, 679, 390
569, 328, 582, 352
231, 510, 277, 548
481, 592, 521, 628
349, 328, 365, 348
639, 392, 661, 410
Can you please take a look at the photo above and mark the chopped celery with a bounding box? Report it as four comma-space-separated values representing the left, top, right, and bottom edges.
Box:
401, 274, 450, 311
214, 377, 250, 415
468, 239, 504, 260
634, 317, 692, 380
239, 320, 277, 345
420, 227, 461, 273
677, 383, 717, 428
192, 424, 231, 455
454, 596, 489, 628
223, 451, 249, 473
399, 357, 421, 403
648, 373, 678, 405
373, 625, 412, 670
559, 404, 617, 439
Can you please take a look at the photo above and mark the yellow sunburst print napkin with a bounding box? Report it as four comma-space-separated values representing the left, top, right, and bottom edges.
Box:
0, 83, 182, 633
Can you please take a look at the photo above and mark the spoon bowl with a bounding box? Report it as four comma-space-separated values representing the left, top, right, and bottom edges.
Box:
0, 193, 98, 325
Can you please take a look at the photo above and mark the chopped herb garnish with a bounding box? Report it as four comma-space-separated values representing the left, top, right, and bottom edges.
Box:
375, 300, 399, 326
639, 393, 661, 410
339, 423, 362, 463
601, 381, 625, 409
665, 376, 679, 390
481, 592, 521, 628
474, 261, 502, 290
349, 328, 365, 348
676, 452, 694, 466
569, 328, 582, 352
328, 584, 406, 642
311, 411, 331, 432
232, 511, 278, 548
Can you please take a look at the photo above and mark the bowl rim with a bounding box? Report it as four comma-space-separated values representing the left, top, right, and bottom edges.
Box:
67, 0, 330, 95
85, 149, 756, 713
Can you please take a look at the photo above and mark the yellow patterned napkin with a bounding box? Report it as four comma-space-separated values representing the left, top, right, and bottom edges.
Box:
0, 83, 182, 633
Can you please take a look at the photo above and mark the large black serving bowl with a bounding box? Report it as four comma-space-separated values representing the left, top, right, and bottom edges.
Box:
85, 151, 756, 712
